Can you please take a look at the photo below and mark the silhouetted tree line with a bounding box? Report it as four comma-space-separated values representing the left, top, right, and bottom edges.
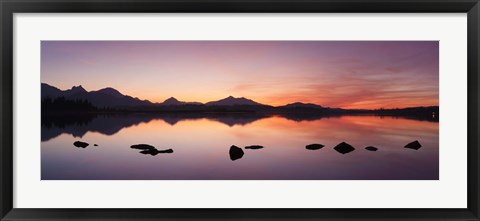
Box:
42, 96, 96, 112
371, 106, 439, 122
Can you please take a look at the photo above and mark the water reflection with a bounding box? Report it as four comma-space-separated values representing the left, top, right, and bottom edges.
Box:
41, 113, 436, 142
41, 114, 439, 180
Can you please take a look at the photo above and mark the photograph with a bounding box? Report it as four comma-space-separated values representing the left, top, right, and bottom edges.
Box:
40, 41, 439, 180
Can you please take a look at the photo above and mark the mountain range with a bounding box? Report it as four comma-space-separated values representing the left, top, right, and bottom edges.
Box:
41, 83, 439, 119
42, 84, 153, 108
41, 83, 439, 122
41, 83, 309, 108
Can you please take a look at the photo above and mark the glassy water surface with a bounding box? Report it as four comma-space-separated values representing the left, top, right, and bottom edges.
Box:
41, 114, 439, 180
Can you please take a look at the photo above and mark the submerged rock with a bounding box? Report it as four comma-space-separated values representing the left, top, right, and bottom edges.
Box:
365, 146, 378, 151
245, 145, 264, 150
73, 141, 89, 148
404, 140, 422, 150
334, 142, 355, 154
306, 144, 324, 150
229, 145, 244, 161
130, 144, 156, 151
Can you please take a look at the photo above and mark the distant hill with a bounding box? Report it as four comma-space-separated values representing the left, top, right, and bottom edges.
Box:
159, 97, 203, 106
94, 87, 125, 98
280, 102, 323, 109
206, 96, 263, 106
41, 83, 64, 98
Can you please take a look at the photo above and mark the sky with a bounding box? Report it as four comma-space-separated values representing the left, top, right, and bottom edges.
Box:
41, 41, 438, 109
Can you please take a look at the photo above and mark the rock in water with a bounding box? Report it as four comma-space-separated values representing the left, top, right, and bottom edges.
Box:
365, 146, 378, 151
140, 149, 159, 156
245, 145, 264, 150
73, 141, 89, 148
404, 140, 422, 150
229, 145, 244, 161
94, 144, 98, 147
130, 144, 156, 151
140, 148, 174, 156
306, 144, 324, 150
334, 142, 355, 154
158, 148, 174, 153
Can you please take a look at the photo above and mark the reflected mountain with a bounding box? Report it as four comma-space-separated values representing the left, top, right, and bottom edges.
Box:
42, 113, 157, 141
41, 113, 271, 141
41, 111, 439, 142
153, 112, 268, 127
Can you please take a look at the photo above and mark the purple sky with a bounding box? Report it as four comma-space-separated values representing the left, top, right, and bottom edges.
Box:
41, 41, 438, 109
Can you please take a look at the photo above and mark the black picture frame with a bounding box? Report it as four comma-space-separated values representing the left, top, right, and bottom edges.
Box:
1, 0, 479, 220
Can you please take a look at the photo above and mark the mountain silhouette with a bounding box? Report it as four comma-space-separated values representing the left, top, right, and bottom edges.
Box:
281, 102, 323, 109
162, 97, 183, 105
41, 83, 319, 109
41, 83, 439, 123
160, 97, 202, 106
41, 83, 152, 108
64, 85, 88, 96
42, 83, 66, 97
206, 96, 262, 106
42, 83, 64, 98
94, 87, 124, 98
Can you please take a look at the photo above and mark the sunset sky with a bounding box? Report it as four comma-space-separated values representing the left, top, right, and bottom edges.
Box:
41, 41, 438, 109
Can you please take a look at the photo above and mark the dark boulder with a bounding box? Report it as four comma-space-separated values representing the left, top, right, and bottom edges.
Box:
229, 145, 244, 161
306, 144, 324, 150
365, 146, 378, 151
404, 140, 422, 150
94, 144, 98, 146
334, 142, 355, 154
73, 141, 89, 148
245, 145, 263, 150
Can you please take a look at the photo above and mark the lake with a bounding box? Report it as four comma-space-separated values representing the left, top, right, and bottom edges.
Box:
41, 114, 439, 180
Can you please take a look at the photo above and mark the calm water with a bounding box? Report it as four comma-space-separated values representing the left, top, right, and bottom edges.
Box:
41, 114, 439, 180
